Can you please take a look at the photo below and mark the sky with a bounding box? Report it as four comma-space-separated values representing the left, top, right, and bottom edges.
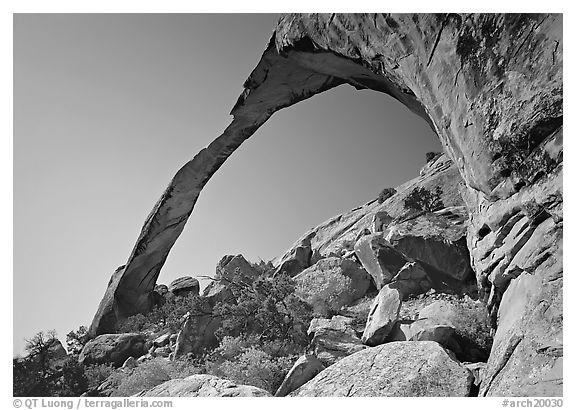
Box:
13, 13, 441, 355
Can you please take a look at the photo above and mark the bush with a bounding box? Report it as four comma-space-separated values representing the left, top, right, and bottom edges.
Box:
295, 268, 353, 317
66, 325, 88, 356
117, 293, 207, 334
213, 270, 312, 349
14, 330, 89, 397
377, 187, 397, 204
207, 344, 294, 394
403, 186, 445, 212
451, 300, 493, 357
84, 363, 115, 391
111, 358, 172, 397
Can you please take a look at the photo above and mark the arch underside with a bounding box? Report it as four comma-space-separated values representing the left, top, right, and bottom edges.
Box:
88, 14, 563, 397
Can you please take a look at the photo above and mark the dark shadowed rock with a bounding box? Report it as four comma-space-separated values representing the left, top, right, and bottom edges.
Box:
139, 374, 271, 397
390, 261, 432, 298
168, 277, 199, 297
275, 354, 325, 397
354, 234, 407, 289
79, 333, 147, 367
361, 285, 402, 346
291, 341, 473, 396
275, 233, 315, 277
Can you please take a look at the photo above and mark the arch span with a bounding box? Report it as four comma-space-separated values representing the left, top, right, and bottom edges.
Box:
88, 14, 562, 396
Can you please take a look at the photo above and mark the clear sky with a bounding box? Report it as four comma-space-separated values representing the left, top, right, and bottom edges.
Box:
13, 13, 441, 355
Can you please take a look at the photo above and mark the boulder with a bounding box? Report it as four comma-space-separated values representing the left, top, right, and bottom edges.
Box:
79, 333, 147, 367
294, 257, 372, 314
122, 356, 137, 369
275, 233, 314, 277
385, 208, 473, 284
354, 234, 407, 289
202, 255, 258, 307
390, 261, 432, 298
173, 299, 220, 359
155, 346, 171, 358
275, 354, 325, 397
153, 333, 171, 348
290, 341, 474, 396
361, 285, 402, 346
168, 277, 200, 297
139, 374, 271, 397
310, 328, 365, 367
308, 316, 365, 366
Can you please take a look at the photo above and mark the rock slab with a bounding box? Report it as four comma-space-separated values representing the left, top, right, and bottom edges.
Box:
291, 341, 473, 396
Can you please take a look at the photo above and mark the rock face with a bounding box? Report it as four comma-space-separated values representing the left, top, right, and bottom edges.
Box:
88, 13, 563, 396
294, 257, 372, 313
291, 341, 474, 396
361, 285, 402, 346
139, 374, 271, 397
275, 354, 325, 397
168, 277, 199, 297
78, 333, 147, 367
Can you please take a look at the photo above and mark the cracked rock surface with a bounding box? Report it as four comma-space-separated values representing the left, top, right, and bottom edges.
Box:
290, 341, 474, 396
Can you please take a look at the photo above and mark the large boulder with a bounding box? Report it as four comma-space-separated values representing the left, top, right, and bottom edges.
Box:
294, 257, 372, 314
390, 261, 432, 298
275, 233, 315, 277
308, 316, 365, 366
275, 354, 325, 397
291, 341, 474, 396
168, 277, 199, 297
354, 234, 407, 289
173, 298, 220, 359
361, 284, 402, 346
202, 254, 258, 307
388, 299, 490, 362
139, 374, 271, 397
79, 333, 147, 367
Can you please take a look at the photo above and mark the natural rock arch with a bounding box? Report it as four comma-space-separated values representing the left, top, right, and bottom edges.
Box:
88, 14, 562, 396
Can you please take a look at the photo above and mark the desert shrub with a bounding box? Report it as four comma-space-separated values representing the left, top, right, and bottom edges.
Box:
213, 270, 312, 349
207, 344, 294, 393
377, 187, 397, 204
84, 363, 115, 391
14, 330, 88, 397
451, 300, 493, 356
111, 358, 173, 397
66, 325, 88, 356
426, 151, 441, 163
403, 186, 445, 212
117, 293, 207, 334
295, 269, 353, 317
